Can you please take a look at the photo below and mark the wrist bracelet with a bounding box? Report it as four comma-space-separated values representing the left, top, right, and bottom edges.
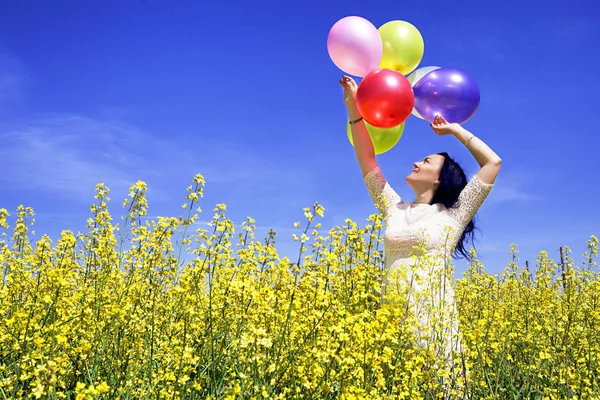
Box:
465, 134, 475, 147
349, 116, 363, 125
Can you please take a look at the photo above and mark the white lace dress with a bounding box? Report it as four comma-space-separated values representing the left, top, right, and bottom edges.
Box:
364, 165, 493, 360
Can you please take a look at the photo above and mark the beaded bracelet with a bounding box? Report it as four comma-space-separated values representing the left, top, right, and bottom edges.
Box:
349, 116, 363, 125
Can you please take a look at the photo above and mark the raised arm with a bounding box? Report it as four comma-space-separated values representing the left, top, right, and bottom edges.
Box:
431, 115, 502, 185
340, 76, 377, 177
340, 76, 402, 219
430, 115, 501, 225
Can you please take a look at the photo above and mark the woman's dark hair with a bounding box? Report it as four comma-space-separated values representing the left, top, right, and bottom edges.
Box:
430, 152, 479, 260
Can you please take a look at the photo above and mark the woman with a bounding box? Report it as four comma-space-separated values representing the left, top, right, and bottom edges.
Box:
340, 75, 502, 370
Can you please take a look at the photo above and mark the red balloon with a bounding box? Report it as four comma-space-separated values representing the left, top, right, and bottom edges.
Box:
356, 69, 414, 129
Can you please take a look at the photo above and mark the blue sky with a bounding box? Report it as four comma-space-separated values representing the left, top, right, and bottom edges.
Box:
0, 0, 598, 276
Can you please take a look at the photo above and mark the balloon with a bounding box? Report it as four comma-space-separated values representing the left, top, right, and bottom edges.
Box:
406, 66, 440, 119
356, 69, 414, 129
378, 20, 424, 75
327, 16, 383, 77
346, 120, 404, 155
413, 68, 480, 124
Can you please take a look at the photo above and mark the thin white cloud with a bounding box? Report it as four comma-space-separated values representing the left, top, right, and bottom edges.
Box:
556, 18, 596, 39
487, 185, 543, 203
0, 113, 315, 216
0, 48, 32, 103
0, 114, 167, 201
484, 169, 544, 204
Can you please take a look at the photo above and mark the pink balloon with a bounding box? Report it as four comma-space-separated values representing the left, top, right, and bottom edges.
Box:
327, 16, 382, 77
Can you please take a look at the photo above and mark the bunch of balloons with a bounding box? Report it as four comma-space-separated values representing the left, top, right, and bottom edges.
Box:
328, 16, 480, 154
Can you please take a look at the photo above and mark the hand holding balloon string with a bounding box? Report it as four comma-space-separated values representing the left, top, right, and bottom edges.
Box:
339, 76, 361, 121
430, 115, 460, 136
431, 114, 481, 155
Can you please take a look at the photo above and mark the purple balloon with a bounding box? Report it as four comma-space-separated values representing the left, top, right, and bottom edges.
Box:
413, 68, 480, 124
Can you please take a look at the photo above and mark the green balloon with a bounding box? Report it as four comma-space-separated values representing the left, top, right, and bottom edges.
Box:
346, 120, 405, 154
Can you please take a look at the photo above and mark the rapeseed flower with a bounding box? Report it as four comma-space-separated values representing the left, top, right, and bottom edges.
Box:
0, 176, 598, 398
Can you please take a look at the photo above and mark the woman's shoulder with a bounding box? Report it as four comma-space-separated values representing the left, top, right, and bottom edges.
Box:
446, 173, 494, 225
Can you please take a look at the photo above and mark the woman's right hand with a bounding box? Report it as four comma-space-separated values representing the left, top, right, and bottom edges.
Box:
339, 75, 361, 120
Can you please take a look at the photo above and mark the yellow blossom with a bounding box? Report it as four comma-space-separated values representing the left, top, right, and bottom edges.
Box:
0, 176, 598, 399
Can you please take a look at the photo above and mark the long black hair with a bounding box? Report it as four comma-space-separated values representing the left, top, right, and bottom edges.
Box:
430, 152, 479, 260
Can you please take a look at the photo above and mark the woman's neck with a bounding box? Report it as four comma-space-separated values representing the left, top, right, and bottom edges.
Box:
413, 190, 434, 205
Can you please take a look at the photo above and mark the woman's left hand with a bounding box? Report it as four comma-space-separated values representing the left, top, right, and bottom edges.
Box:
430, 115, 461, 136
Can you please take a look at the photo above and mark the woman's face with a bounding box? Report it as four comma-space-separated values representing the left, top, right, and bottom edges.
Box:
405, 154, 445, 189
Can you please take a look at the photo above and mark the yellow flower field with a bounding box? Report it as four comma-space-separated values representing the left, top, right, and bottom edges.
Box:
1, 174, 598, 399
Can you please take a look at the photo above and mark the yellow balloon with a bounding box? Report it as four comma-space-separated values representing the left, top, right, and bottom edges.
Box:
347, 120, 404, 155
378, 21, 424, 75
